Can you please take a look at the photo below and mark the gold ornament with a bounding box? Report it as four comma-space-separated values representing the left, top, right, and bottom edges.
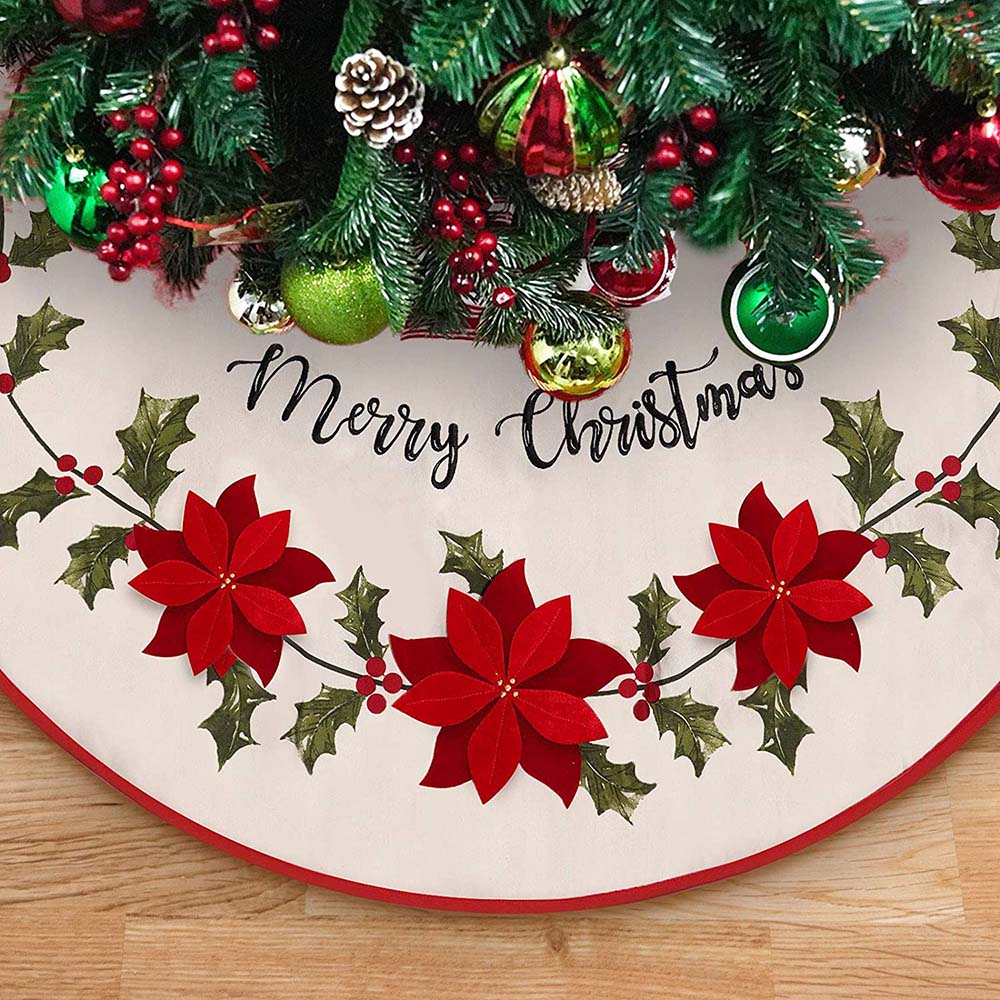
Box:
977, 95, 998, 119
521, 294, 631, 401
227, 274, 294, 336
528, 164, 623, 213
833, 114, 885, 191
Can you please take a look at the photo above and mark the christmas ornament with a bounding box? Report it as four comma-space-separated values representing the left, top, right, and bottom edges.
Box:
44, 146, 116, 249
833, 114, 885, 191
588, 233, 677, 307
228, 274, 294, 335
529, 164, 622, 213
722, 256, 839, 364
913, 93, 1000, 211
280, 258, 388, 344
477, 43, 620, 177
334, 48, 425, 148
53, 0, 149, 32
521, 295, 631, 401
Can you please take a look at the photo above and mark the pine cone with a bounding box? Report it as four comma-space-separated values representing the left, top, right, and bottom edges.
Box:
335, 48, 425, 148
529, 166, 623, 213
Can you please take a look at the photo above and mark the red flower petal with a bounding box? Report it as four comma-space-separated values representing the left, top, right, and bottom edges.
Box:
694, 588, 773, 639
243, 547, 334, 597
133, 526, 189, 568
522, 638, 632, 697
389, 635, 472, 684
214, 650, 238, 675
508, 596, 572, 683
789, 579, 872, 622
394, 671, 498, 726
674, 563, 743, 611
186, 590, 234, 674
419, 710, 488, 788
215, 476, 260, 552
733, 618, 773, 691
518, 717, 581, 807
739, 482, 783, 550
182, 491, 230, 574
514, 689, 607, 745
802, 614, 862, 671
762, 600, 807, 687
229, 610, 284, 686
795, 531, 874, 584
232, 583, 305, 636
467, 699, 522, 803
710, 523, 774, 588
446, 588, 505, 681
143, 605, 196, 657
481, 559, 535, 654
771, 501, 818, 584
229, 510, 290, 579
130, 560, 218, 606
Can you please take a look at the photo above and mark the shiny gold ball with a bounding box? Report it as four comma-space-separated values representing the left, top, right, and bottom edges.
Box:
521, 294, 631, 401
833, 115, 885, 191
227, 274, 294, 336
977, 96, 998, 119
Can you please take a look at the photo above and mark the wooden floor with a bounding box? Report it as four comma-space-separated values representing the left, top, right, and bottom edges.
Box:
0, 695, 997, 1000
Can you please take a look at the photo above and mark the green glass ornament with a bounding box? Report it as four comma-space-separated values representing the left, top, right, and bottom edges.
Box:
721, 257, 840, 364
280, 257, 388, 345
43, 146, 116, 250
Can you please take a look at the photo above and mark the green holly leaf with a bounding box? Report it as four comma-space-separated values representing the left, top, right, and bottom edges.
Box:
876, 528, 961, 617
439, 529, 504, 595
114, 390, 199, 516
578, 743, 656, 824
282, 685, 364, 774
8, 208, 71, 270
0, 468, 85, 550
939, 304, 1000, 392
629, 574, 680, 667
336, 566, 388, 660
921, 465, 1000, 557
650, 690, 728, 777
56, 524, 130, 610
200, 661, 277, 769
944, 212, 1000, 271
821, 393, 904, 523
739, 675, 813, 774
1, 299, 84, 384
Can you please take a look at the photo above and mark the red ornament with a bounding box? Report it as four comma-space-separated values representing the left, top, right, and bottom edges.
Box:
913, 94, 1000, 211
233, 67, 259, 93
128, 476, 335, 686
588, 233, 677, 307
675, 483, 874, 690
391, 560, 632, 805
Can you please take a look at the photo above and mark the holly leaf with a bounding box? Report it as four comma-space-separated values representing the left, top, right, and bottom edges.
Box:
56, 524, 130, 610
739, 676, 813, 774
876, 528, 961, 617
8, 208, 71, 270
1, 299, 84, 384
944, 212, 1000, 272
114, 390, 199, 516
335, 566, 388, 660
650, 690, 728, 777
821, 393, 904, 523
0, 468, 85, 550
629, 574, 680, 667
439, 529, 504, 595
282, 685, 363, 774
200, 661, 277, 769
921, 465, 1000, 557
578, 743, 656, 824
939, 304, 1000, 392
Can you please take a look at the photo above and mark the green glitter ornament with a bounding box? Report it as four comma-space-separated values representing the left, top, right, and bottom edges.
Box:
43, 146, 116, 250
721, 256, 840, 364
280, 257, 388, 345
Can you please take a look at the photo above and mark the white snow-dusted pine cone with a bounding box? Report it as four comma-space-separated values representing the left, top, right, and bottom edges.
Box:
334, 48, 425, 147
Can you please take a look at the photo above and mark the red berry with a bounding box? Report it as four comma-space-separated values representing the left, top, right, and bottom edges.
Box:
458, 198, 481, 221
207, 0, 233, 8
123, 170, 148, 194
669, 184, 696, 210
54, 476, 75, 496
382, 672, 403, 694
448, 169, 471, 192
127, 213, 151, 236
367, 693, 387, 715
255, 24, 280, 49
106, 222, 130, 245
56, 454, 76, 472
99, 181, 121, 204
160, 159, 185, 183
941, 455, 962, 477
492, 286, 516, 309
130, 137, 155, 161
108, 262, 133, 282
218, 27, 245, 51
633, 700, 651, 722
941, 481, 963, 503
618, 677, 638, 698
431, 148, 454, 171
689, 104, 718, 132
0, 254, 9, 283
450, 273, 475, 293
393, 143, 416, 165
124, 530, 138, 552
139, 191, 163, 214
482, 255, 500, 276
159, 127, 184, 150
146, 213, 164, 233
120, 248, 136, 268
647, 144, 682, 171
915, 470, 936, 492
474, 231, 498, 254
643, 683, 660, 704
216, 13, 239, 29
470, 212, 488, 232
457, 247, 485, 273
447, 251, 463, 271
441, 220, 464, 241
131, 239, 157, 265
108, 160, 129, 182
96, 240, 120, 263
107, 111, 130, 132
202, 33, 221, 55
82, 465, 103, 485
635, 661, 654, 683
366, 657, 386, 677
133, 105, 158, 129
691, 140, 719, 168
0, 373, 14, 394
457, 143, 480, 164
432, 197, 455, 221
253, 0, 280, 13
480, 154, 499, 175
356, 675, 376, 696
161, 182, 179, 203
872, 537, 891, 559
233, 67, 258, 93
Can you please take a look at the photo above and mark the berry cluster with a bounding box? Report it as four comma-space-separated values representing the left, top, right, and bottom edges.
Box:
917, 455, 964, 503
618, 661, 661, 721
646, 103, 721, 211
99, 106, 184, 282
53, 453, 104, 496
355, 656, 404, 714
202, 0, 281, 94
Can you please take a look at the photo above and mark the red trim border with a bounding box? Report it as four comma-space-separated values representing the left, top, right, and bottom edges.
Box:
1, 667, 997, 913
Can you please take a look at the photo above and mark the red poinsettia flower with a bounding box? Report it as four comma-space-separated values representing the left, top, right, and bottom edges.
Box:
391, 561, 631, 806
129, 476, 333, 685
674, 483, 873, 690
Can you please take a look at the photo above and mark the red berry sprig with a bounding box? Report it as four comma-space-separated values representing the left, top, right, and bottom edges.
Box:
200, 0, 280, 92
644, 104, 722, 213
915, 455, 965, 502
355, 656, 403, 714
620, 661, 660, 721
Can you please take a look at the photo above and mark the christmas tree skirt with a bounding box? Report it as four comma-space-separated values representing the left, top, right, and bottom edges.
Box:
2, 180, 1000, 911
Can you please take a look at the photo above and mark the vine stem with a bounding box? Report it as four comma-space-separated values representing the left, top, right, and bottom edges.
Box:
592, 638, 736, 697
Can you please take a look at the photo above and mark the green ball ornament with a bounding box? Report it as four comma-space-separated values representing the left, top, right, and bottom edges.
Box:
43, 146, 116, 249
280, 258, 388, 345
721, 256, 840, 364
